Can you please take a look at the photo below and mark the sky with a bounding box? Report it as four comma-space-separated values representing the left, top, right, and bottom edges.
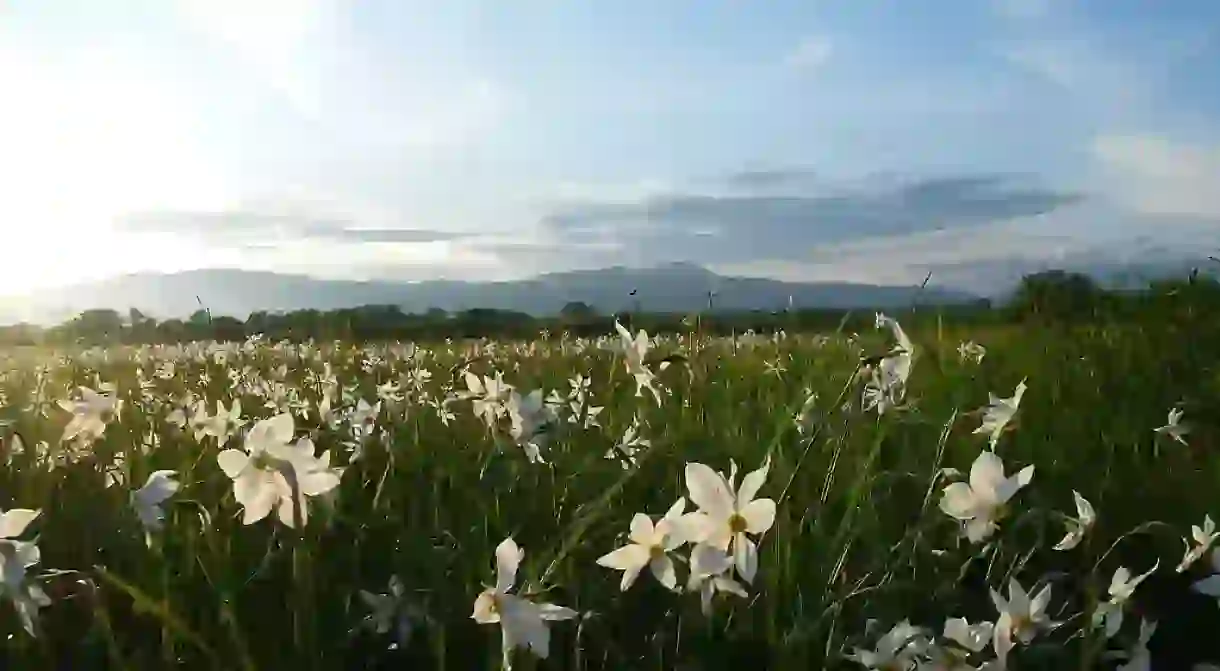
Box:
1, 0, 1219, 296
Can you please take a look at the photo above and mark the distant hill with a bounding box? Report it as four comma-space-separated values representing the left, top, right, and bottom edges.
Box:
0, 263, 979, 324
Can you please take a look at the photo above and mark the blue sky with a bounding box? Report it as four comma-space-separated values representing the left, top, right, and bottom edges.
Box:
1, 0, 1218, 295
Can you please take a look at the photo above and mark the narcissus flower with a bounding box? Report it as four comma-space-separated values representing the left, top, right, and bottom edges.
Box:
1093, 562, 1159, 638
683, 459, 776, 583
58, 386, 121, 443
472, 538, 577, 661
131, 470, 180, 535
1053, 490, 1096, 551
991, 578, 1054, 665
596, 499, 688, 591
974, 379, 1027, 448
1155, 408, 1189, 445
940, 451, 1033, 543
1178, 514, 1218, 572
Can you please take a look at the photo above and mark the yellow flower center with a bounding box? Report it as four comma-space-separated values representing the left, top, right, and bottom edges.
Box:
251, 452, 277, 471
649, 544, 666, 560
728, 513, 748, 534
1010, 614, 1031, 639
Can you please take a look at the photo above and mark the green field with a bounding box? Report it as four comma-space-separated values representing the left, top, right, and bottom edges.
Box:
0, 314, 1218, 669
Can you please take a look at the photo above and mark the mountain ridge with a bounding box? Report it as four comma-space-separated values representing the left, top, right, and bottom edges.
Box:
0, 263, 979, 325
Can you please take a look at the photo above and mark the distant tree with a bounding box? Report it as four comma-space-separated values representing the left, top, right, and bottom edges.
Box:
71, 309, 124, 343
1007, 270, 1105, 323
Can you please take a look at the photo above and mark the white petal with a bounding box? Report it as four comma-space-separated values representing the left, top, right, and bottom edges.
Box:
649, 555, 677, 590
736, 458, 770, 506
217, 450, 250, 479
627, 514, 655, 545
740, 498, 776, 535
734, 534, 758, 584
471, 591, 499, 623
596, 544, 650, 572
537, 602, 578, 621
684, 463, 735, 520
940, 483, 979, 520
1192, 575, 1220, 597
495, 537, 523, 593
0, 509, 40, 539
968, 451, 1007, 502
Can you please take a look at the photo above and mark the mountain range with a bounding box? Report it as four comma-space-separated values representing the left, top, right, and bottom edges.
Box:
0, 263, 979, 325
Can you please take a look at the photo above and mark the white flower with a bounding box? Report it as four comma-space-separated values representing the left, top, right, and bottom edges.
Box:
131, 470, 180, 535
1178, 514, 1218, 572
939, 451, 1033, 543
0, 508, 48, 636
845, 620, 929, 670
614, 322, 662, 405
203, 399, 244, 447
1093, 562, 1158, 639
506, 389, 556, 464
973, 379, 1027, 448
189, 401, 212, 441
463, 371, 512, 429
1154, 407, 1189, 445
991, 578, 1054, 665
957, 341, 986, 364
862, 313, 915, 414
683, 459, 777, 583
596, 500, 688, 591
216, 414, 340, 527
358, 575, 423, 649
943, 617, 994, 654
685, 544, 748, 616
1191, 549, 1220, 601
605, 416, 649, 469
1104, 619, 1156, 671
1053, 490, 1096, 551
471, 538, 577, 661
58, 386, 121, 443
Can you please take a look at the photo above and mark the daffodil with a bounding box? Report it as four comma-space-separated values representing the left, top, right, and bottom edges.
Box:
203, 399, 244, 447
358, 575, 425, 650
990, 578, 1054, 665
940, 451, 1033, 543
1053, 490, 1095, 551
683, 459, 776, 583
596, 499, 687, 591
1154, 408, 1189, 445
471, 538, 577, 662
131, 470, 180, 536
216, 414, 339, 527
1094, 562, 1159, 638
58, 385, 121, 443
614, 321, 662, 405
1103, 618, 1155, 671
506, 389, 556, 464
957, 341, 986, 364
973, 379, 1026, 448
844, 620, 929, 670
605, 416, 649, 469
685, 543, 747, 616
1178, 514, 1217, 572
0, 508, 48, 636
862, 313, 915, 414
943, 617, 994, 654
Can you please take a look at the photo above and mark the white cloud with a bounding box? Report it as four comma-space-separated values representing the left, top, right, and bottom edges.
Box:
785, 36, 833, 71
1092, 134, 1220, 218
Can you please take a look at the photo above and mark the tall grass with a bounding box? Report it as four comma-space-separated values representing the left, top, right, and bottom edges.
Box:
0, 316, 1217, 669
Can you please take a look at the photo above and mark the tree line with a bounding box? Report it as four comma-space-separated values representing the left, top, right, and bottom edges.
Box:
0, 269, 1217, 347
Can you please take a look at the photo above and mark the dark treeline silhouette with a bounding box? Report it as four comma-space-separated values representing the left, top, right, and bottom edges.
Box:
1, 270, 1217, 347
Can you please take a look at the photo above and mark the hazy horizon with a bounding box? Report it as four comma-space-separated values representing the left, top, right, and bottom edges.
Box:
2, 0, 1218, 298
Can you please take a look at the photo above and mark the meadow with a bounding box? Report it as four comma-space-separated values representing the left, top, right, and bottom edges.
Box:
1, 310, 1219, 670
